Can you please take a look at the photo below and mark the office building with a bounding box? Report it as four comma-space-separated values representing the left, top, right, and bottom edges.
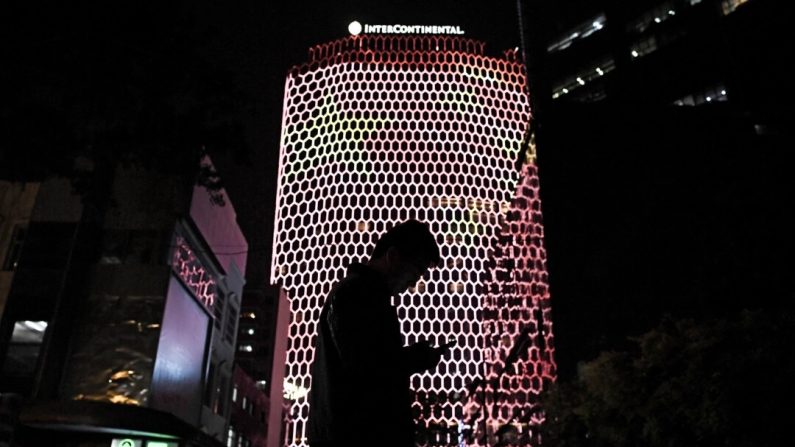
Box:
271, 34, 556, 446
0, 156, 247, 446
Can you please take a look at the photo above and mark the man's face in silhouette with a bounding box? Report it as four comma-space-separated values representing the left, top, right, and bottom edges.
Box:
386, 247, 430, 295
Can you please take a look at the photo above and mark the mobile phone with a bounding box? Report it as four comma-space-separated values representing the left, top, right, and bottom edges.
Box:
439, 339, 457, 349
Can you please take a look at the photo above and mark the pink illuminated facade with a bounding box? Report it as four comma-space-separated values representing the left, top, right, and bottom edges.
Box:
172, 235, 217, 308
271, 35, 555, 446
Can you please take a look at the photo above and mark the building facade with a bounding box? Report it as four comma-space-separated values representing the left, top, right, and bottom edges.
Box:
235, 286, 281, 392
229, 365, 269, 447
0, 156, 248, 446
232, 284, 290, 447
271, 35, 555, 446
543, 0, 783, 117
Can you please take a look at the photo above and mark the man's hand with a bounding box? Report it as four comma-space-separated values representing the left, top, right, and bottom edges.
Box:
407, 340, 453, 372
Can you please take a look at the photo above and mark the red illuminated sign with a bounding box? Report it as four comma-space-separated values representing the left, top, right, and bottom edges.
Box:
172, 235, 216, 309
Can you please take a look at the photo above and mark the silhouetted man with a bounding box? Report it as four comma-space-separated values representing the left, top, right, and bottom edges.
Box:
307, 220, 449, 447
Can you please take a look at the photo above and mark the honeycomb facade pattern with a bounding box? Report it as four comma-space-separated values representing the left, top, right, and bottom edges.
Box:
467, 148, 557, 446
271, 35, 555, 446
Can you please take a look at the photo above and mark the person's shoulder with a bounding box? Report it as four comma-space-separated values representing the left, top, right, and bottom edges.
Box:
331, 274, 365, 298
328, 271, 371, 306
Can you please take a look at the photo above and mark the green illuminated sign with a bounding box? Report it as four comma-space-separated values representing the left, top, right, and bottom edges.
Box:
146, 441, 178, 447
111, 437, 176, 447
111, 439, 142, 447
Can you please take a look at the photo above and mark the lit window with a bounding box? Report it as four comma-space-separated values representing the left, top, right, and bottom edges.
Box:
232, 385, 238, 402
547, 14, 607, 53
447, 282, 465, 293
552, 58, 615, 101
3, 321, 48, 379
630, 36, 657, 59
672, 83, 728, 106
721, 0, 750, 15
626, 1, 680, 33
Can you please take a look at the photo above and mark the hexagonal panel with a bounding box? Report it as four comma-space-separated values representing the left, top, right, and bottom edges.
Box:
272, 35, 555, 447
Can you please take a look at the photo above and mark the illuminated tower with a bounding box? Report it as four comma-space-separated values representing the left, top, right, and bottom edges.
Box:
271, 34, 555, 446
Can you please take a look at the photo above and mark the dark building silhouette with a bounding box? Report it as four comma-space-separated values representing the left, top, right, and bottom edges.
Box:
539, 0, 786, 123
231, 284, 289, 447
529, 0, 793, 379
229, 365, 268, 447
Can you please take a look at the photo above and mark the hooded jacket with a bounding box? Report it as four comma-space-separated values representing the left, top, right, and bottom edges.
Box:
307, 263, 432, 447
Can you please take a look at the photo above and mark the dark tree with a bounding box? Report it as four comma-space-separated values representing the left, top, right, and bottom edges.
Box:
541, 309, 794, 447
2, 2, 247, 204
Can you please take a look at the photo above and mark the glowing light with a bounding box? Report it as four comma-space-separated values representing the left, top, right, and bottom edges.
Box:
172, 236, 216, 308
596, 67, 604, 75
631, 50, 640, 57
706, 96, 712, 102
247, 328, 255, 335
272, 35, 555, 446
592, 21, 603, 30
577, 77, 585, 85
668, 9, 676, 15
283, 379, 309, 401
363, 24, 466, 35
721, 89, 727, 95
562, 87, 569, 93
23, 321, 48, 332
654, 17, 662, 23
347, 20, 362, 36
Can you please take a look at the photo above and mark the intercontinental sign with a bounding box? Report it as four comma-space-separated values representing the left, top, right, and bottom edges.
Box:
348, 21, 465, 36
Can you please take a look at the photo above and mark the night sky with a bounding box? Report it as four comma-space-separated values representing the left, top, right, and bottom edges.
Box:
6, 1, 792, 379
